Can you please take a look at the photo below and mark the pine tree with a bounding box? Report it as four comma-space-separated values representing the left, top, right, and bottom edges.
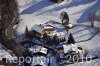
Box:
25, 26, 29, 37
61, 11, 69, 25
67, 33, 75, 44
63, 37, 66, 42
53, 35, 59, 45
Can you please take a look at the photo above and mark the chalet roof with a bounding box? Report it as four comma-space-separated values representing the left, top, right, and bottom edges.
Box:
65, 23, 73, 29
31, 56, 49, 66
28, 45, 48, 54
67, 23, 73, 28
32, 24, 44, 33
50, 28, 66, 38
32, 24, 54, 33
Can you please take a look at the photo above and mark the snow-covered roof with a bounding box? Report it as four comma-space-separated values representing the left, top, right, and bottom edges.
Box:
49, 28, 66, 38
44, 24, 54, 29
32, 24, 54, 33
40, 47, 48, 54
51, 31, 65, 37
28, 45, 48, 54
63, 45, 72, 53
66, 23, 73, 28
32, 24, 44, 33
31, 56, 49, 66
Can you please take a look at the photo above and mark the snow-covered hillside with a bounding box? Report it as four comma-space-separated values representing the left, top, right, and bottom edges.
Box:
16, 0, 100, 66
66, 59, 100, 66
0, 44, 15, 62
16, 0, 100, 35
17, 0, 38, 12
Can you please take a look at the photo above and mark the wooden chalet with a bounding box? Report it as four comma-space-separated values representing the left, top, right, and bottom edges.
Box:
32, 24, 54, 38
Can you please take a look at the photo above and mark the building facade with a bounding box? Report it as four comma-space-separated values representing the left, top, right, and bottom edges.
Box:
32, 24, 54, 38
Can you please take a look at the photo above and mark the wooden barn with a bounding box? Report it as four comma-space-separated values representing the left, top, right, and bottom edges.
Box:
50, 0, 64, 3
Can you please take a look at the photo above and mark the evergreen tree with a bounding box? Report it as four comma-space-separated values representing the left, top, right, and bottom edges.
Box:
63, 37, 66, 42
67, 33, 75, 44
53, 35, 59, 45
25, 26, 29, 37
61, 11, 69, 25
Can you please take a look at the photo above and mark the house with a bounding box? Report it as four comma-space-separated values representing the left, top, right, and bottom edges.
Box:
28, 45, 48, 55
32, 24, 54, 38
28, 45, 49, 66
50, 0, 64, 3
63, 44, 85, 56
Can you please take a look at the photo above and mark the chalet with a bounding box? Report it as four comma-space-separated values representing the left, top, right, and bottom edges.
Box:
32, 24, 54, 38
28, 45, 49, 66
28, 45, 48, 55
50, 0, 64, 3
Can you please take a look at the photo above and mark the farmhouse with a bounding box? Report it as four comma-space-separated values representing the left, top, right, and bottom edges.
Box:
32, 24, 54, 38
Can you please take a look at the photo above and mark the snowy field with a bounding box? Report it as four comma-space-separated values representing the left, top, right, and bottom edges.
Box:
17, 0, 100, 35
0, 44, 14, 61
66, 59, 100, 66
16, 0, 100, 66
